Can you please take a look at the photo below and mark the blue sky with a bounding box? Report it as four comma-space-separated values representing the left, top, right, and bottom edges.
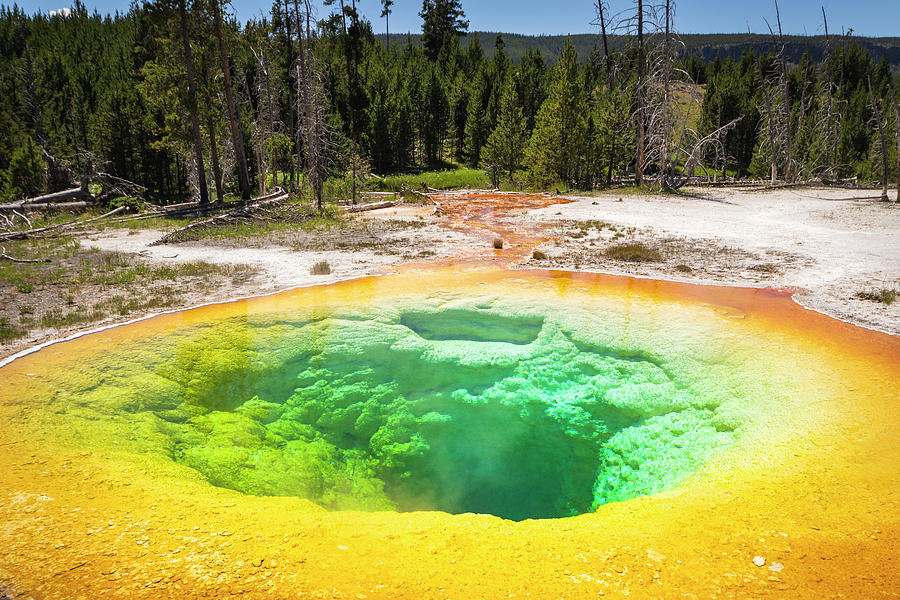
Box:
7, 0, 898, 37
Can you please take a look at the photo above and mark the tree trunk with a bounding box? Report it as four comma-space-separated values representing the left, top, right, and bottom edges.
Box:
213, 0, 252, 200
757, 57, 778, 183
821, 7, 836, 178
178, 0, 209, 205
660, 0, 671, 190
894, 96, 900, 202
774, 2, 792, 182
635, 0, 645, 186
597, 0, 614, 187
201, 60, 224, 203
207, 113, 224, 202
867, 77, 889, 201
283, 0, 298, 191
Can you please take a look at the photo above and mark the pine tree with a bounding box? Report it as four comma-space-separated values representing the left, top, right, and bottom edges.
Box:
463, 67, 488, 166
481, 78, 526, 186
522, 38, 588, 188
419, 0, 468, 62
422, 64, 448, 164
516, 48, 547, 135
1, 136, 46, 200
380, 0, 393, 46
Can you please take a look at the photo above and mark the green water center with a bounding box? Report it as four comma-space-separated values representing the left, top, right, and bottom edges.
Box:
54, 295, 743, 522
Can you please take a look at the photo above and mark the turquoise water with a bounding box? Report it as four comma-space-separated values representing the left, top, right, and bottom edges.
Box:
27, 293, 756, 520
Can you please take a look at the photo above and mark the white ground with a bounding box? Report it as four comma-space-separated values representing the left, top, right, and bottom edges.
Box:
82, 186, 899, 335
84, 207, 476, 292
516, 186, 900, 334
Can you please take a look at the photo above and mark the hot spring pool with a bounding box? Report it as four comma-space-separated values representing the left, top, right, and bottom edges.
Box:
1, 267, 897, 598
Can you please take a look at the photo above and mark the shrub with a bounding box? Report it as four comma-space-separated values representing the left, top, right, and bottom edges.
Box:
856, 288, 896, 305
493, 238, 504, 249
310, 260, 332, 275
604, 242, 661, 263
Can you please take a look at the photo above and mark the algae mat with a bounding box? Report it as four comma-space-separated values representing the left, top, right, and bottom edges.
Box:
0, 266, 897, 599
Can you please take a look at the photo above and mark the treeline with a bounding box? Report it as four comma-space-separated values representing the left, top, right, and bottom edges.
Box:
1, 0, 899, 206
381, 31, 900, 70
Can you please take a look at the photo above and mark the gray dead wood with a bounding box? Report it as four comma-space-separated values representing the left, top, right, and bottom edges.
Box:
0, 206, 127, 241
0, 187, 93, 211
1, 246, 50, 263
151, 191, 289, 245
345, 200, 397, 213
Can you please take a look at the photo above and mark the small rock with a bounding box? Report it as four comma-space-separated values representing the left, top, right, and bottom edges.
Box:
768, 562, 783, 572
753, 556, 766, 567
647, 549, 666, 562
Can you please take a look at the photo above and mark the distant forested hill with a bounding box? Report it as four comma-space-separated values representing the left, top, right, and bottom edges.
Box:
381, 31, 900, 70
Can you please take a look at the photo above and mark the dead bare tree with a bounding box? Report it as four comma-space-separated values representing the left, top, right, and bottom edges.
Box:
762, 1, 794, 183
250, 43, 281, 195
612, 0, 649, 185
296, 0, 332, 209
635, 0, 645, 186
592, 0, 623, 186
212, 0, 252, 200
198, 57, 225, 203
755, 52, 779, 183
636, 0, 739, 190
178, 0, 210, 204
894, 93, 900, 202
867, 76, 889, 201
813, 7, 843, 181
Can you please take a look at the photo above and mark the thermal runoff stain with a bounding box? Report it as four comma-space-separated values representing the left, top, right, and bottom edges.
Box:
0, 266, 897, 598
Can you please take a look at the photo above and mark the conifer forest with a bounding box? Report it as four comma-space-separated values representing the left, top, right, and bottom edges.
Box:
1, 0, 898, 205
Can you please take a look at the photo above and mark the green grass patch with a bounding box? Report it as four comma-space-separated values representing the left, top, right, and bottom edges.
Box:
0, 317, 25, 343
40, 307, 106, 329
373, 167, 489, 192
105, 215, 192, 230
96, 286, 181, 315
604, 242, 662, 263
856, 288, 897, 305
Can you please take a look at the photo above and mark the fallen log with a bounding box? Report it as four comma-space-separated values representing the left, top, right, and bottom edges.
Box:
1, 246, 50, 263
23, 187, 93, 205
151, 192, 289, 245
0, 206, 127, 241
0, 201, 90, 212
345, 200, 397, 213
